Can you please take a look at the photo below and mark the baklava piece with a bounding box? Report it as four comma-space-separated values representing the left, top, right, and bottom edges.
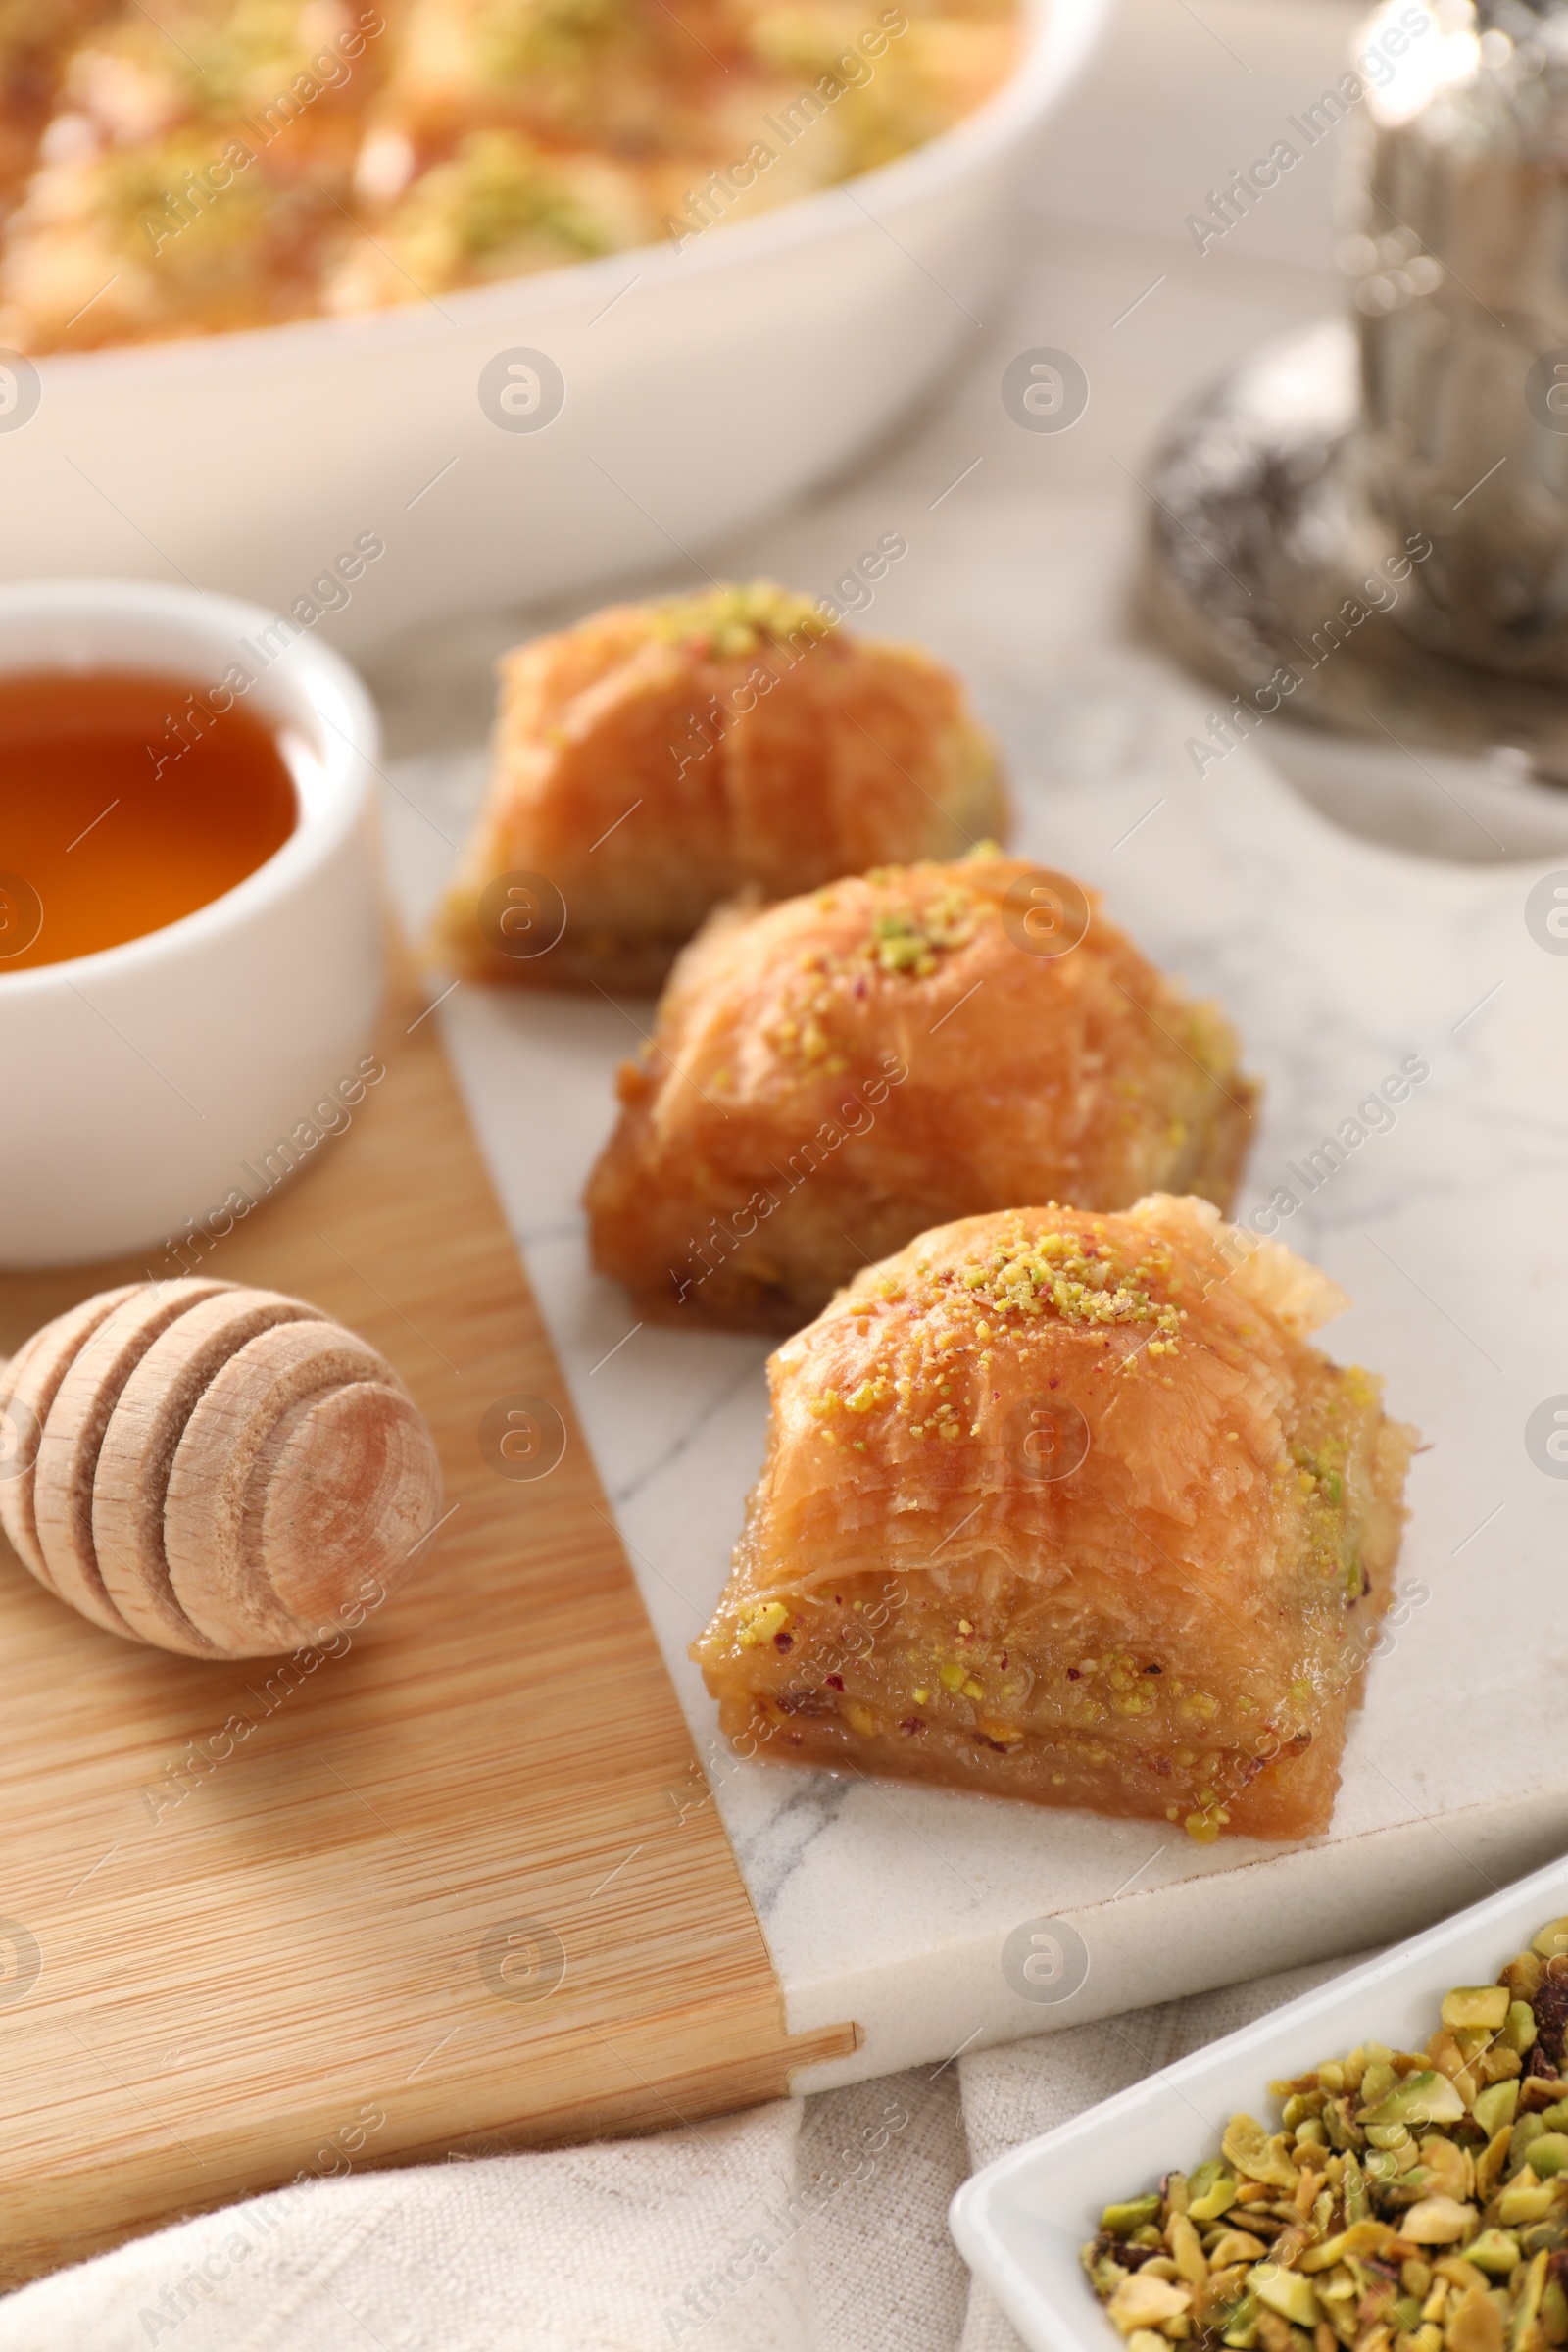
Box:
352, 0, 721, 164
0, 0, 384, 350
325, 0, 669, 306
691, 1195, 1416, 1841
428, 582, 1006, 992
0, 3, 114, 217
731, 0, 1020, 181
324, 125, 649, 309
585, 853, 1255, 1330
330, 0, 1023, 306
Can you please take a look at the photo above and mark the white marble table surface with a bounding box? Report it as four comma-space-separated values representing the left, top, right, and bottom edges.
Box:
367, 0, 1568, 2088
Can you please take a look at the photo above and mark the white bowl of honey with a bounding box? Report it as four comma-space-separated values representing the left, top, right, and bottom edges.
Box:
0, 579, 384, 1268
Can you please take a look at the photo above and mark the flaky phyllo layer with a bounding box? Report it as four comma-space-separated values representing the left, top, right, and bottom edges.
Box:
691, 1197, 1416, 1841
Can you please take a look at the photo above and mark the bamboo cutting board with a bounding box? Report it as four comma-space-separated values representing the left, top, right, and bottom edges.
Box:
0, 966, 857, 2286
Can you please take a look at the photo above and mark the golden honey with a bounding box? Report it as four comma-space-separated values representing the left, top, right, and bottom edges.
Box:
0, 670, 296, 971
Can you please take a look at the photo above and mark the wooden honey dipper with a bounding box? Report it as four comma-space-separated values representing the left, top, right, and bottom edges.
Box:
0, 1279, 443, 1658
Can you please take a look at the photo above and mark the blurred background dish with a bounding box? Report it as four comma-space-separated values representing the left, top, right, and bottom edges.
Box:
0, 0, 1106, 651
0, 0, 1022, 346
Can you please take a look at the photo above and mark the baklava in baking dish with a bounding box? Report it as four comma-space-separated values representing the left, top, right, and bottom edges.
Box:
0, 1, 1022, 346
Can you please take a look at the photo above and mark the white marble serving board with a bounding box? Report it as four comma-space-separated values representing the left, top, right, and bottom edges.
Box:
376, 658, 1568, 2092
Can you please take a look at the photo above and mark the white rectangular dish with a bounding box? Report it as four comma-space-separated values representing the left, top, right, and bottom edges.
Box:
949, 1849, 1568, 2352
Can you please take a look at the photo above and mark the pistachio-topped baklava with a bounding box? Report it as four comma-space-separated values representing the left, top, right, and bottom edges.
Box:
586, 853, 1255, 1330
691, 1195, 1415, 1841
430, 583, 1006, 992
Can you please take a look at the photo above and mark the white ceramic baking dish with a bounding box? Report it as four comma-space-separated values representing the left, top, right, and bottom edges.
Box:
0, 0, 1107, 651
950, 1849, 1568, 2352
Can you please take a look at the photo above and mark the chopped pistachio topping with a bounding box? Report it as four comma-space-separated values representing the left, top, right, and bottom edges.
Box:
868, 888, 980, 976
648, 579, 833, 659
956, 1225, 1183, 1341
1083, 1920, 1568, 2352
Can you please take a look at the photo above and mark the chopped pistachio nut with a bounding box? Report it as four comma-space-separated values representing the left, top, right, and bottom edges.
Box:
1251, 2266, 1320, 2327
1503, 2000, 1539, 2054
1082, 1920, 1568, 2351
737, 1599, 789, 1648
1187, 2163, 1238, 2223
1106, 2273, 1193, 2335
1494, 2174, 1554, 2226
1471, 2081, 1519, 2136
1443, 1988, 1511, 2032
1103, 2197, 1165, 2236
1360, 2070, 1467, 2129
1399, 2195, 1476, 2243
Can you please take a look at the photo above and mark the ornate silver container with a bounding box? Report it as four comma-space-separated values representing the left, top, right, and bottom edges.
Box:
1142, 0, 1568, 756
1352, 0, 1568, 679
